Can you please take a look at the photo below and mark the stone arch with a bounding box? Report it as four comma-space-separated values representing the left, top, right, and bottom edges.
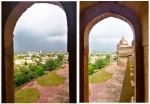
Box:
80, 2, 144, 102
4, 2, 65, 56
2, 1, 76, 103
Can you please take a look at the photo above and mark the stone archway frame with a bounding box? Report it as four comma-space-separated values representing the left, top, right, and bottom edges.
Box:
3, 1, 76, 103
4, 2, 64, 56
80, 2, 144, 102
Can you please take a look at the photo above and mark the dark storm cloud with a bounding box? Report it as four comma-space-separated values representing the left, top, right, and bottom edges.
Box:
14, 3, 67, 53
14, 32, 67, 52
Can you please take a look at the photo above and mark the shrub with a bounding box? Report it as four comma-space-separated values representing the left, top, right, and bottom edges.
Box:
88, 64, 95, 75
88, 57, 110, 75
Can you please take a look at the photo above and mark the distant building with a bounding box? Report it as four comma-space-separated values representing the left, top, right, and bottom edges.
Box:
14, 60, 25, 65
117, 36, 133, 67
26, 59, 34, 64
27, 51, 33, 57
39, 50, 42, 54
41, 56, 48, 63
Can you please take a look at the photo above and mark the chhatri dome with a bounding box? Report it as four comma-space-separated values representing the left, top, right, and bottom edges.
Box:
117, 36, 129, 47
117, 36, 133, 67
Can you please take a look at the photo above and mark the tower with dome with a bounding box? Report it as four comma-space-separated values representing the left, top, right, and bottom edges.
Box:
117, 36, 133, 67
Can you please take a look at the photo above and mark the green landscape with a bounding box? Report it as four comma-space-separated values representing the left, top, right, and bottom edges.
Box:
14, 51, 68, 103
14, 52, 66, 88
37, 69, 65, 86
14, 51, 134, 103
88, 52, 135, 102
15, 88, 40, 103
88, 52, 117, 75
15, 67, 66, 103
89, 67, 112, 83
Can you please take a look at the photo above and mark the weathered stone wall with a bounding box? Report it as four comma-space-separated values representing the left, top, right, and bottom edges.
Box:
80, 1, 148, 102
143, 45, 148, 102
2, 2, 77, 103
118, 57, 128, 68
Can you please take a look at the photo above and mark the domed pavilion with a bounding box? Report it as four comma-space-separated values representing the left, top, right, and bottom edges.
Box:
117, 36, 133, 67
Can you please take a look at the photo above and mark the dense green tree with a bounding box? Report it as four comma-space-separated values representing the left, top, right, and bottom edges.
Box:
14, 54, 64, 88
14, 64, 45, 88
19, 66, 30, 74
28, 64, 44, 76
88, 63, 95, 75
24, 62, 28, 66
88, 56, 111, 75
35, 66, 44, 76
45, 59, 56, 71
28, 71, 37, 79
28, 64, 37, 72
95, 59, 104, 69
57, 54, 64, 63
14, 65, 31, 87
106, 54, 110, 61
55, 59, 61, 67
14, 65, 20, 77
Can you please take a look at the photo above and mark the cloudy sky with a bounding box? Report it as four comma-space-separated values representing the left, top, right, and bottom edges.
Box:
14, 3, 133, 53
89, 17, 133, 52
14, 3, 67, 53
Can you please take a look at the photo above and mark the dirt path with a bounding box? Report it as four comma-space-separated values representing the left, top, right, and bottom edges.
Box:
89, 62, 126, 102
21, 64, 69, 103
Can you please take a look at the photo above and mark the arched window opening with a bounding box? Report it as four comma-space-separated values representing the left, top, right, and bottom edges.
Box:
80, 2, 145, 102
13, 3, 69, 103
88, 17, 134, 102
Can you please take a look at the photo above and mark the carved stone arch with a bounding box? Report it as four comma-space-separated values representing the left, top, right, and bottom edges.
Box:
80, 2, 144, 102
4, 2, 65, 56
2, 1, 76, 103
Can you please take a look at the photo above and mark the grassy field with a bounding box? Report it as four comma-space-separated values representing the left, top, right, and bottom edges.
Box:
37, 69, 65, 86
89, 66, 113, 83
15, 88, 40, 103
119, 59, 134, 102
